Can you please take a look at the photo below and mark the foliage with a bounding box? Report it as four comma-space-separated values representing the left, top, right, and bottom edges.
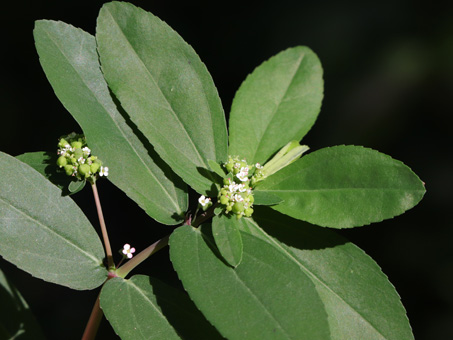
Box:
0, 2, 425, 339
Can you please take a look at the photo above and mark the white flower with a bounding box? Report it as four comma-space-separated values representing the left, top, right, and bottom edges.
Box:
82, 147, 91, 155
255, 163, 263, 169
122, 244, 136, 259
237, 184, 247, 192
99, 166, 109, 176
229, 182, 239, 193
78, 157, 85, 164
233, 194, 244, 202
198, 195, 211, 206
237, 171, 248, 182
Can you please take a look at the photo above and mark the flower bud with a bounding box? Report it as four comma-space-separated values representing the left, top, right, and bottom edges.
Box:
220, 195, 229, 205
73, 148, 83, 159
58, 138, 69, 148
90, 163, 100, 174
71, 141, 83, 149
78, 164, 91, 177
244, 207, 254, 217
232, 202, 244, 214
57, 156, 67, 168
64, 165, 75, 176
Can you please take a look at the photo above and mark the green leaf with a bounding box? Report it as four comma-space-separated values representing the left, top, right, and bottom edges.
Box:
68, 179, 86, 194
100, 275, 223, 340
96, 2, 228, 194
211, 215, 243, 267
0, 268, 46, 340
16, 152, 67, 191
208, 159, 226, 178
239, 206, 415, 340
229, 46, 323, 164
256, 145, 426, 228
169, 225, 330, 340
0, 152, 107, 290
34, 20, 187, 225
252, 190, 283, 205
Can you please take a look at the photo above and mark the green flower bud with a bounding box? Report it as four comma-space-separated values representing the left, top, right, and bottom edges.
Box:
248, 194, 254, 204
71, 141, 83, 149
64, 165, 74, 176
73, 148, 83, 159
57, 156, 67, 168
70, 157, 77, 165
90, 162, 101, 174
220, 195, 229, 205
232, 202, 244, 214
58, 138, 69, 148
78, 164, 91, 178
244, 207, 254, 217
226, 205, 232, 212
225, 162, 234, 172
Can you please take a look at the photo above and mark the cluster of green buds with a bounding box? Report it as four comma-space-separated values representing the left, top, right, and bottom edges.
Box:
217, 156, 264, 219
56, 133, 108, 181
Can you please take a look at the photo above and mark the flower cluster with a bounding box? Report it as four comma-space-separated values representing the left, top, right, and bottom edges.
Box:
217, 156, 264, 219
56, 133, 108, 180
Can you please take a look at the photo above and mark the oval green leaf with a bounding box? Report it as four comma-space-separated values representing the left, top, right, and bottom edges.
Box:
229, 46, 323, 164
169, 224, 330, 340
0, 152, 107, 290
34, 20, 187, 225
239, 206, 415, 340
100, 275, 223, 340
0, 268, 45, 340
96, 2, 228, 194
212, 214, 243, 267
256, 145, 426, 228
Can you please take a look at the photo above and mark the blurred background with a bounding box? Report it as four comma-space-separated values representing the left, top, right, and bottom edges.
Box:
1, 0, 452, 339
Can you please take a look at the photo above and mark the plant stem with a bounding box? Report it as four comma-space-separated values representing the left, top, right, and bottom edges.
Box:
81, 293, 103, 340
116, 234, 170, 278
192, 202, 218, 228
91, 181, 114, 269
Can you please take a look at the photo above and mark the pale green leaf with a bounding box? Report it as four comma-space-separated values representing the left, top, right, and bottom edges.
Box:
256, 145, 426, 228
16, 151, 68, 193
34, 20, 187, 225
96, 2, 228, 194
252, 190, 283, 205
208, 159, 226, 178
211, 215, 243, 267
100, 275, 223, 340
229, 46, 323, 164
0, 152, 107, 290
238, 206, 415, 340
169, 224, 330, 340
0, 268, 46, 340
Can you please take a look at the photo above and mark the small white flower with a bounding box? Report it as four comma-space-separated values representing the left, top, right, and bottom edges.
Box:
233, 194, 244, 202
229, 182, 239, 193
82, 147, 91, 155
198, 195, 211, 206
99, 166, 109, 177
237, 184, 247, 192
122, 244, 136, 259
78, 157, 85, 164
237, 171, 248, 182
255, 163, 263, 169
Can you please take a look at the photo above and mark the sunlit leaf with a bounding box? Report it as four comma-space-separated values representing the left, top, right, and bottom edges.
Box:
256, 145, 426, 228
34, 19, 187, 225
96, 2, 228, 194
0, 152, 107, 290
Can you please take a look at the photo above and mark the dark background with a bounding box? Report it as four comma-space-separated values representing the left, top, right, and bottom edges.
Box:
1, 0, 452, 339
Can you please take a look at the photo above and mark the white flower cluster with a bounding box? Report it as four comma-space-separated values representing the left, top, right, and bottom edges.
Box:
56, 134, 108, 180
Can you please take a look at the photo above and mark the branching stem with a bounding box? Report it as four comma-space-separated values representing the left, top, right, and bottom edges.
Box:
81, 293, 103, 340
116, 234, 170, 278
91, 181, 114, 269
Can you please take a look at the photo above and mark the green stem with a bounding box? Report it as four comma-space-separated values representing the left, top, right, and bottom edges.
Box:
116, 235, 170, 278
81, 293, 103, 340
192, 202, 218, 228
91, 181, 114, 269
